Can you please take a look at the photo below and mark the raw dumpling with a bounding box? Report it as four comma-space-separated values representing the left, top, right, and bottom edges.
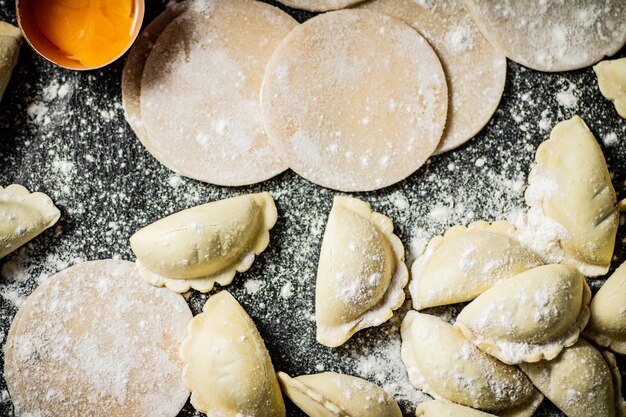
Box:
180, 291, 285, 416
455, 264, 591, 365
410, 221, 542, 310
0, 22, 21, 101
130, 192, 277, 293
0, 184, 60, 259
519, 340, 626, 417
595, 58, 626, 119
401, 312, 543, 416
277, 372, 402, 417
585, 261, 626, 354
416, 400, 496, 417
316, 196, 408, 347
522, 116, 618, 277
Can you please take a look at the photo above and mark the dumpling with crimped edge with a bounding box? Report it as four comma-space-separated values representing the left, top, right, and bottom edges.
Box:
0, 184, 60, 259
277, 372, 402, 417
585, 261, 626, 354
316, 196, 408, 347
180, 291, 285, 417
522, 115, 618, 277
416, 400, 496, 417
595, 58, 626, 119
455, 264, 591, 365
130, 192, 277, 293
401, 312, 543, 417
410, 220, 543, 310
519, 340, 626, 417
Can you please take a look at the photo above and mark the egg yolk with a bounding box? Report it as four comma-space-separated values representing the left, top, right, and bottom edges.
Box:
33, 0, 138, 68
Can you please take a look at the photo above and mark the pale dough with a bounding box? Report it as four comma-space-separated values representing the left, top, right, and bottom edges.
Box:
316, 196, 408, 347
122, 2, 189, 145
277, 0, 364, 11
410, 220, 542, 310
357, 0, 506, 153
416, 400, 496, 417
0, 184, 60, 259
595, 58, 626, 119
130, 192, 277, 293
180, 291, 285, 416
401, 312, 543, 416
464, 0, 626, 72
261, 9, 447, 192
140, 0, 296, 186
277, 372, 402, 417
585, 261, 626, 354
523, 116, 618, 276
455, 264, 590, 365
4, 260, 192, 417
0, 22, 21, 101
520, 340, 626, 417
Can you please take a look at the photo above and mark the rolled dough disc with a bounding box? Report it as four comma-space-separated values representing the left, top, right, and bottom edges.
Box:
122, 2, 189, 146
358, 0, 506, 154
4, 260, 192, 417
261, 10, 448, 192
276, 0, 365, 12
464, 0, 626, 72
140, 0, 297, 186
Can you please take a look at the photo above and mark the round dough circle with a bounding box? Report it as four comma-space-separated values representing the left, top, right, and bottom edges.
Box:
122, 2, 189, 146
464, 0, 626, 72
4, 260, 192, 417
358, 0, 506, 153
261, 10, 448, 192
140, 0, 297, 186
276, 0, 365, 12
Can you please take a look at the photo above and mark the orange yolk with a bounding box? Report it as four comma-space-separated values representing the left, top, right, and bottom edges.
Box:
33, 0, 138, 68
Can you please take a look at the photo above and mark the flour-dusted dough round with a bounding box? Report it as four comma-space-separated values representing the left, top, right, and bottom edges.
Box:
357, 0, 506, 153
464, 0, 626, 72
140, 0, 296, 186
261, 9, 447, 192
122, 2, 189, 145
4, 260, 192, 417
276, 0, 364, 12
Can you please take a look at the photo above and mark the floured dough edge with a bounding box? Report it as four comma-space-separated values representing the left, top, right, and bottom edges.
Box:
276, 0, 365, 12
317, 197, 409, 347
603, 350, 626, 417
584, 328, 626, 356
409, 220, 519, 310
277, 372, 345, 416
136, 192, 278, 293
121, 2, 190, 150
455, 281, 591, 365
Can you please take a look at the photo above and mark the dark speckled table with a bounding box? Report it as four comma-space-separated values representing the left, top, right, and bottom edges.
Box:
1, 1, 626, 416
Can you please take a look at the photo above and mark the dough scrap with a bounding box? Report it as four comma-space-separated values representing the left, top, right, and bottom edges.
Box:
410, 220, 542, 310
401, 312, 543, 416
585, 261, 626, 354
519, 340, 626, 417
595, 58, 626, 119
0, 184, 60, 259
130, 192, 277, 293
4, 260, 191, 417
261, 9, 447, 191
0, 21, 21, 101
357, 0, 506, 153
140, 0, 295, 186
276, 0, 364, 12
316, 196, 408, 347
277, 372, 402, 417
122, 2, 189, 145
521, 116, 618, 277
455, 264, 590, 365
181, 291, 285, 416
464, 0, 626, 72
416, 400, 496, 417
